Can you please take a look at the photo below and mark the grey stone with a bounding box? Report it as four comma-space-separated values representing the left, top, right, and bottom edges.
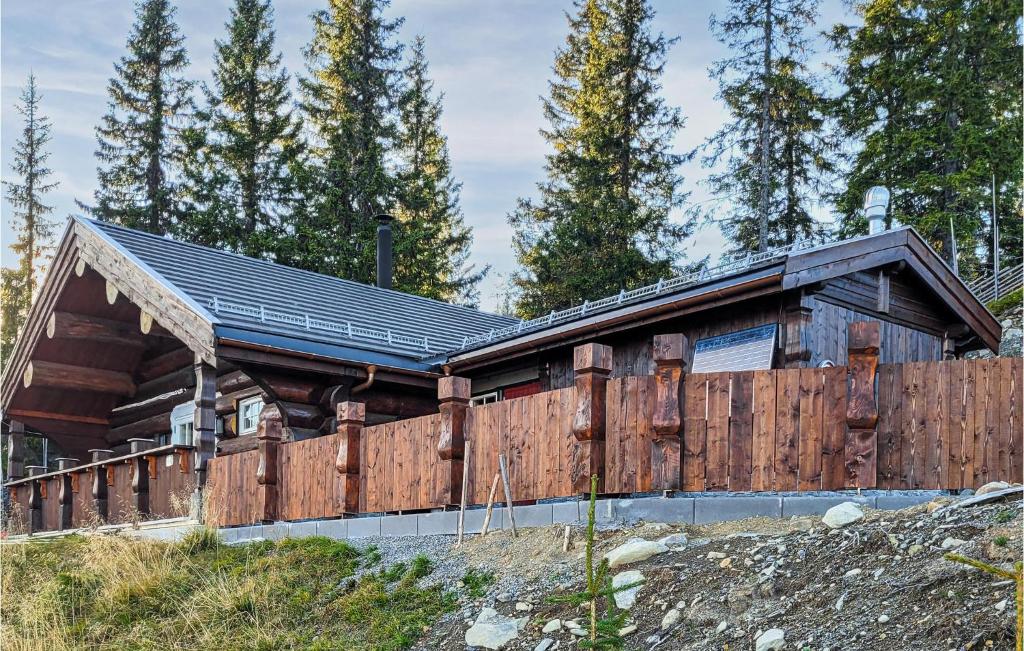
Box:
417, 510, 458, 536
822, 502, 864, 528
613, 497, 695, 524
534, 639, 555, 651
694, 497, 782, 524
658, 532, 689, 550
976, 481, 1012, 496
510, 503, 553, 528
755, 628, 785, 651
464, 607, 527, 649
218, 527, 239, 543
604, 538, 669, 568
316, 519, 348, 539
782, 495, 874, 518
464, 507, 502, 534
876, 494, 936, 510
542, 619, 562, 633
230, 525, 261, 542
611, 570, 645, 609
553, 501, 585, 524
347, 516, 382, 538
380, 514, 418, 537
262, 523, 287, 541
288, 521, 317, 538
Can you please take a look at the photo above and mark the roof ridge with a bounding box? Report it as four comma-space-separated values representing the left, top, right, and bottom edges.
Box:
84, 217, 516, 322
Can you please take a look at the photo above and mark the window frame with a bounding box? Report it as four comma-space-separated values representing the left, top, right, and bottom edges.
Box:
237, 396, 265, 435
469, 391, 500, 407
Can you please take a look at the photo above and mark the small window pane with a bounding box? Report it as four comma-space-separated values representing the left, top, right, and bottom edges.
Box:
239, 398, 264, 434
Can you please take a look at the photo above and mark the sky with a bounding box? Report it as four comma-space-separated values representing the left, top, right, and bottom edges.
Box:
1, 0, 851, 311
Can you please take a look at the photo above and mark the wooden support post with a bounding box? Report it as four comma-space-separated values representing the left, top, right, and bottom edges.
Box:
782, 292, 814, 368
6, 420, 25, 481
437, 376, 470, 506
192, 357, 217, 520
652, 334, 688, 491
90, 449, 112, 522
126, 440, 152, 517
571, 343, 612, 493
845, 321, 880, 488
480, 473, 500, 537
255, 404, 283, 522
55, 458, 79, 530
334, 401, 364, 514
26, 465, 45, 533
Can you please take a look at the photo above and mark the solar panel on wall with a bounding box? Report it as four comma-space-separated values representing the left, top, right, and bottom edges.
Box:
690, 324, 777, 373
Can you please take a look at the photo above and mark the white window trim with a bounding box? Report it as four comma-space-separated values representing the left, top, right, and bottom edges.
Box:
238, 396, 264, 435
470, 391, 499, 407
170, 402, 194, 446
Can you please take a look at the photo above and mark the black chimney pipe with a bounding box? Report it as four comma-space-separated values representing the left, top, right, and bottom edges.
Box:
376, 214, 393, 290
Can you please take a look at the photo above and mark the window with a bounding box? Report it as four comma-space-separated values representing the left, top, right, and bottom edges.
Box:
470, 391, 499, 407
691, 324, 777, 373
238, 396, 264, 435
170, 402, 194, 446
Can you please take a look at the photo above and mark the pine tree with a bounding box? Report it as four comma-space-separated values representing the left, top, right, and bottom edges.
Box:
179, 0, 303, 259
2, 74, 58, 367
703, 0, 833, 253
293, 0, 402, 282
509, 0, 692, 318
392, 36, 484, 304
831, 0, 1022, 274
87, 0, 194, 235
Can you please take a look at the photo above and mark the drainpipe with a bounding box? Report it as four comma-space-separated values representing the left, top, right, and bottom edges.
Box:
352, 365, 377, 395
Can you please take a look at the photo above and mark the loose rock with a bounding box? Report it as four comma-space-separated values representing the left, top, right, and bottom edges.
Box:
822, 502, 865, 529
611, 570, 645, 609
658, 533, 689, 550
661, 608, 680, 630
534, 639, 554, 651
977, 481, 1011, 496
755, 627, 785, 651
541, 619, 561, 634
464, 608, 527, 650
604, 538, 669, 568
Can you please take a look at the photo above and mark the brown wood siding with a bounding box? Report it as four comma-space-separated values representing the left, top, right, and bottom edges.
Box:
7, 485, 31, 534
279, 434, 342, 520
71, 470, 101, 527
604, 376, 657, 494
206, 449, 261, 527
810, 298, 942, 366
150, 452, 194, 520
360, 414, 447, 513
107, 462, 135, 524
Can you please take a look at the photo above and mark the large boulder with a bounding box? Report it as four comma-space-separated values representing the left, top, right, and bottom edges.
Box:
465, 608, 528, 650
611, 570, 645, 609
604, 538, 669, 568
822, 502, 865, 529
976, 481, 1011, 496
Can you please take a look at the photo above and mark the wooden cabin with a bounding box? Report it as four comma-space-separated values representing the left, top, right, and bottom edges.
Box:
0, 217, 1001, 522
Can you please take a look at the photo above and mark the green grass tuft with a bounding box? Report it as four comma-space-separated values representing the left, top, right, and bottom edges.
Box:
986, 287, 1023, 317
462, 567, 496, 599
993, 535, 1009, 547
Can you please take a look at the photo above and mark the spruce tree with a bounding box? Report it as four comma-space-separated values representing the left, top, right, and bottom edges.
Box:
87, 0, 194, 235
509, 0, 692, 318
2, 74, 58, 366
703, 0, 832, 253
831, 0, 1022, 274
179, 0, 303, 259
393, 36, 483, 304
294, 0, 402, 282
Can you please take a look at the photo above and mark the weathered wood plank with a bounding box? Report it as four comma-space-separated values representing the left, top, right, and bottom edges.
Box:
1005, 357, 1022, 484
822, 366, 847, 490
728, 372, 753, 491
750, 370, 776, 491
774, 369, 800, 491
682, 374, 707, 492
797, 368, 824, 490
705, 372, 730, 491
876, 364, 902, 489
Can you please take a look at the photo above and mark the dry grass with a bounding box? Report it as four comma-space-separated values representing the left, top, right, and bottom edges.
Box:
0, 530, 454, 650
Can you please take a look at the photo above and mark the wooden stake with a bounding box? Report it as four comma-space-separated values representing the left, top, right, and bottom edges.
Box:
457, 440, 471, 546
562, 524, 571, 552
480, 473, 500, 536
498, 454, 517, 537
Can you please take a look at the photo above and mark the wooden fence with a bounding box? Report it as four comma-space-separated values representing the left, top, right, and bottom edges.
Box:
201, 325, 1022, 529
5, 444, 194, 534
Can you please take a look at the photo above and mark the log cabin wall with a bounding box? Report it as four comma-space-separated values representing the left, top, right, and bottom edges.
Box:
808, 298, 942, 366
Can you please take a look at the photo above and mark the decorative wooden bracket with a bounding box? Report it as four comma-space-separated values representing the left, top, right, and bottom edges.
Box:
90, 448, 113, 522
55, 458, 79, 531
571, 343, 613, 493
255, 404, 283, 522
845, 321, 880, 488
652, 334, 688, 490
334, 401, 365, 514
6, 420, 25, 481
438, 376, 470, 506
26, 465, 45, 533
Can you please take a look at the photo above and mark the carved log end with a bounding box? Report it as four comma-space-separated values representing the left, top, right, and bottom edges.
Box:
573, 343, 613, 374
653, 333, 688, 365
438, 376, 471, 402
848, 321, 880, 354
336, 401, 366, 424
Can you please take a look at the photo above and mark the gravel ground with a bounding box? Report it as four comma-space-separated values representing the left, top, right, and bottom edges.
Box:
400, 493, 1022, 650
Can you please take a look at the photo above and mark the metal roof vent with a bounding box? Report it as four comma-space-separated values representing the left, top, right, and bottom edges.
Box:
864, 186, 890, 235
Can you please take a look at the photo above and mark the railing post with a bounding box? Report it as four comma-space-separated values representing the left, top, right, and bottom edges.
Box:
89, 449, 113, 522
652, 334, 688, 491
571, 343, 613, 493
6, 420, 25, 481
438, 376, 470, 506
26, 465, 45, 533
334, 401, 365, 514
255, 404, 283, 523
55, 458, 79, 530
845, 322, 880, 488
192, 357, 217, 520
128, 439, 154, 518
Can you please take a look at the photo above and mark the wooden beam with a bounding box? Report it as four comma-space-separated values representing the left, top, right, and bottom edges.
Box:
109, 412, 171, 441
110, 389, 188, 426
877, 270, 890, 313
46, 311, 145, 346
6, 409, 109, 426
135, 366, 195, 402
135, 348, 194, 383
23, 360, 136, 397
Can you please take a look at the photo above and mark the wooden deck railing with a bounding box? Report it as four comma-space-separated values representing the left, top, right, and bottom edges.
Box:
177, 323, 1024, 528
4, 442, 194, 534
